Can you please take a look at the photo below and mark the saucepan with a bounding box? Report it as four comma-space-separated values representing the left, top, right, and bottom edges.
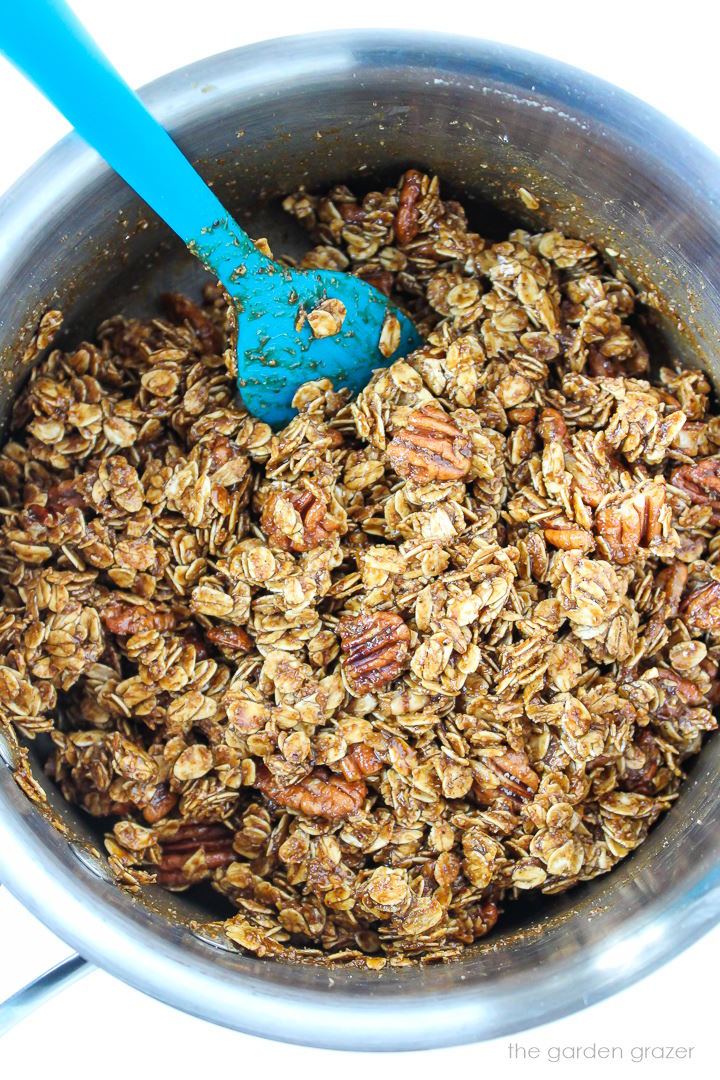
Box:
1, 30, 720, 1050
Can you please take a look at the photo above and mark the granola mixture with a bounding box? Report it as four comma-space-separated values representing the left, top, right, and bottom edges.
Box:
1, 169, 719, 966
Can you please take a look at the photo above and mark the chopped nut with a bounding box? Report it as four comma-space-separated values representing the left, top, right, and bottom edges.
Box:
544, 525, 594, 552
153, 822, 235, 886
160, 292, 224, 354
672, 458, 720, 523
620, 730, 662, 795
682, 582, 720, 632
358, 268, 394, 297
261, 488, 342, 552
102, 602, 176, 635
339, 742, 382, 780
394, 168, 424, 245
206, 625, 253, 655
141, 783, 179, 824
473, 750, 540, 808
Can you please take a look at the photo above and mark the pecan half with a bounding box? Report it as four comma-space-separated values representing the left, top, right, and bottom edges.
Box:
473, 750, 540, 808
160, 292, 225, 355
672, 458, 720, 524
255, 765, 366, 818
394, 169, 424, 245
338, 611, 411, 692
155, 822, 235, 886
261, 488, 340, 552
681, 581, 720, 632
101, 601, 177, 635
387, 404, 472, 482
594, 482, 666, 564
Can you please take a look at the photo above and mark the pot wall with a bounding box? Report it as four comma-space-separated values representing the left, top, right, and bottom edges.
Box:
1, 31, 720, 1049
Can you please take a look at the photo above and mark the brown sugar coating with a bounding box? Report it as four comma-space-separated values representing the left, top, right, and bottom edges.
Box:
1, 169, 718, 967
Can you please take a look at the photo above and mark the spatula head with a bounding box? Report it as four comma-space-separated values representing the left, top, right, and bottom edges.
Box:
192, 219, 422, 428
231, 263, 422, 428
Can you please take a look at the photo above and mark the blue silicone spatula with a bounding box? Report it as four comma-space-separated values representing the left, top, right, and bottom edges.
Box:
0, 1, 422, 427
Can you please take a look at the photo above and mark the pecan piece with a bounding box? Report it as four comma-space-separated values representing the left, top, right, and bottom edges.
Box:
654, 667, 705, 707
491, 749, 540, 798
681, 581, 720, 632
255, 765, 366, 819
544, 524, 594, 552
394, 169, 424, 245
644, 560, 689, 648
702, 657, 720, 706
587, 348, 622, 377
338, 611, 411, 692
357, 268, 394, 297
47, 478, 89, 511
656, 560, 688, 618
339, 742, 382, 781
672, 458, 720, 524
101, 601, 177, 635
620, 729, 662, 795
261, 488, 340, 552
594, 481, 666, 564
338, 201, 364, 223
476, 900, 500, 936
181, 628, 211, 660
537, 407, 569, 445
206, 625, 253, 655
141, 782, 179, 824
387, 404, 472, 482
160, 292, 225, 354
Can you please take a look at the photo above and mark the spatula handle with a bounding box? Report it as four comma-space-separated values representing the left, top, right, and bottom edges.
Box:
0, 0, 256, 261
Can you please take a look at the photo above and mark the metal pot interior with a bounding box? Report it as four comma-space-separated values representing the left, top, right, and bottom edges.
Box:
2, 31, 720, 1049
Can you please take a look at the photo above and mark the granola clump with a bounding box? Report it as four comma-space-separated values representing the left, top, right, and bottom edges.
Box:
1, 170, 718, 966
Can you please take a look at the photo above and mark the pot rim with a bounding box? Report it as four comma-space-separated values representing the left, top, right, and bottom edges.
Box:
2, 29, 720, 1050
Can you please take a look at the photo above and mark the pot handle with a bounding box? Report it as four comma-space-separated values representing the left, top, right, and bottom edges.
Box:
0, 953, 91, 1036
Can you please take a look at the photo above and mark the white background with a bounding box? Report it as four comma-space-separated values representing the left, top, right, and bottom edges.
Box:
1, 1, 718, 1075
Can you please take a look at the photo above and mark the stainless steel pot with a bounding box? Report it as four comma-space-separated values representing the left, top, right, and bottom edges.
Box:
1, 30, 720, 1051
